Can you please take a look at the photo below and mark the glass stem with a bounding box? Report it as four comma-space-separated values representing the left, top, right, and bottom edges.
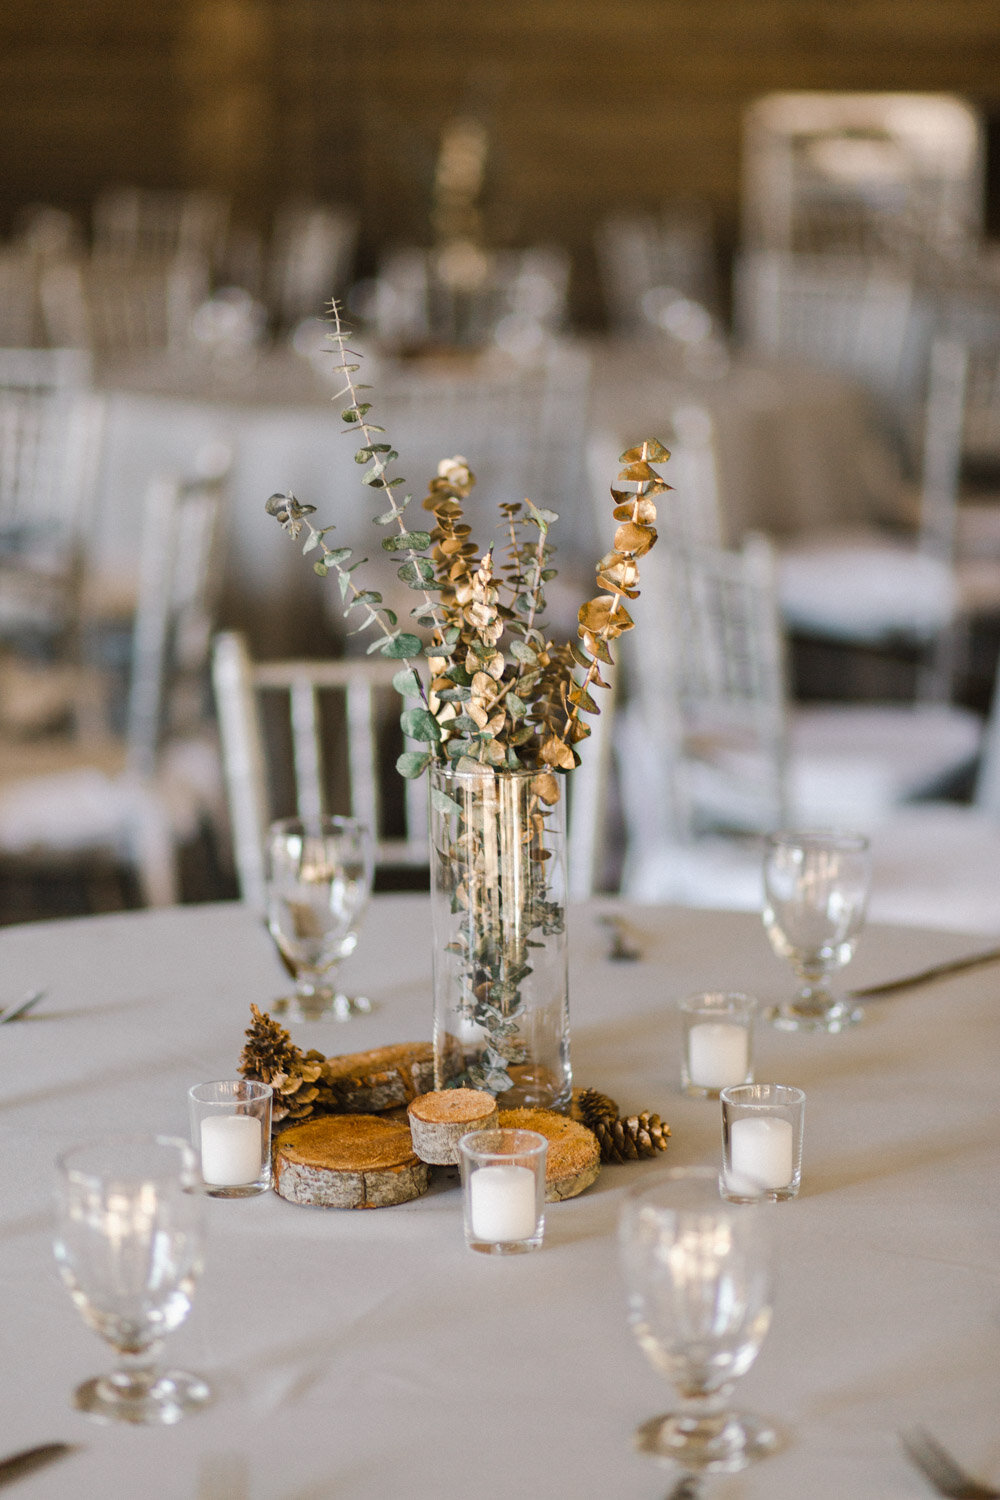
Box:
671, 1386, 735, 1446
107, 1341, 163, 1398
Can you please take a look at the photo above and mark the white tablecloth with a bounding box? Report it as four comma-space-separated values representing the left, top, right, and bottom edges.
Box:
87, 341, 908, 657
2, 896, 997, 1498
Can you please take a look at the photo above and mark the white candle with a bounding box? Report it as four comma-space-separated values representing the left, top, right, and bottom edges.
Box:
688, 1022, 749, 1090
469, 1163, 537, 1242
729, 1115, 794, 1191
200, 1113, 262, 1186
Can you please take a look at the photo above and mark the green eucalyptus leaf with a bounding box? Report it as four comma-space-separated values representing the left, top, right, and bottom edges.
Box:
380, 632, 424, 659
430, 787, 463, 818
392, 666, 421, 697
396, 750, 432, 779
397, 558, 435, 586
324, 547, 352, 566
400, 707, 442, 743
382, 531, 432, 552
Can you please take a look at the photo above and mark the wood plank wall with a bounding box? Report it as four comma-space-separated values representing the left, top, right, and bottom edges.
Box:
3, 0, 1000, 320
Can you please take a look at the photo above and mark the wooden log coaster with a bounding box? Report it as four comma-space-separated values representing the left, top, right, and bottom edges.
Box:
498, 1108, 601, 1202
273, 1114, 430, 1208
407, 1088, 498, 1165
324, 1042, 439, 1113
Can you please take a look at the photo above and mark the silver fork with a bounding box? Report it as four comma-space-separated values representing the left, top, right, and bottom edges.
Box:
597, 913, 642, 962
0, 989, 45, 1025
901, 1428, 1000, 1499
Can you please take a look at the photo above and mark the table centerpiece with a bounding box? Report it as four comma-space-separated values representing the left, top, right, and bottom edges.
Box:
267, 304, 667, 1112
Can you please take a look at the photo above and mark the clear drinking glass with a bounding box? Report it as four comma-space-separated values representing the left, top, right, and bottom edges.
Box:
619, 1166, 778, 1475
53, 1134, 209, 1425
264, 814, 375, 1021
762, 830, 871, 1032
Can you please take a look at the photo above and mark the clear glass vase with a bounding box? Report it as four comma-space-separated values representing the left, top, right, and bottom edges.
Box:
429, 763, 571, 1113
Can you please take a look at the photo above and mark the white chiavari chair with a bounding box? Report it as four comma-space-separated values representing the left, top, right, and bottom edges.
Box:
92, 185, 231, 268
211, 632, 429, 914
0, 453, 230, 907
268, 200, 359, 330
615, 531, 984, 910
0, 349, 104, 675
40, 252, 209, 359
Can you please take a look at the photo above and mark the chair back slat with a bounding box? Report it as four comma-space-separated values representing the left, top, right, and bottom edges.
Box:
213, 637, 429, 911
126, 456, 230, 777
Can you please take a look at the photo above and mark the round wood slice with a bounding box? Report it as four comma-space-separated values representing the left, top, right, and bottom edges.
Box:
324, 1042, 439, 1113
273, 1114, 430, 1208
407, 1088, 498, 1165
498, 1108, 601, 1202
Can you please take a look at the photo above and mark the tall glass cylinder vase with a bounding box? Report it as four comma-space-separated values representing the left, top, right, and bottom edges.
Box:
429, 764, 571, 1113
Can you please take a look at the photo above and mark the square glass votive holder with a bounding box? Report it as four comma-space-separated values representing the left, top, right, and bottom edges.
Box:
458, 1128, 548, 1255
679, 991, 756, 1098
720, 1083, 805, 1203
188, 1080, 273, 1198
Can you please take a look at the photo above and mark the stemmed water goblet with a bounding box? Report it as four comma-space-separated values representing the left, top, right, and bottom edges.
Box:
762, 829, 872, 1032
53, 1134, 209, 1425
619, 1166, 778, 1477
264, 814, 375, 1021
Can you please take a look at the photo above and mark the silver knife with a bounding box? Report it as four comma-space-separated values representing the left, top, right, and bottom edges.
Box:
0, 1443, 76, 1487
850, 944, 1000, 999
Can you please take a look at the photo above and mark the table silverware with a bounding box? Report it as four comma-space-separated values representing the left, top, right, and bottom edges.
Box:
0, 989, 45, 1025
0, 1442, 76, 1487
900, 1427, 1000, 1499
598, 913, 642, 962
851, 946, 1000, 1000
666, 1476, 700, 1500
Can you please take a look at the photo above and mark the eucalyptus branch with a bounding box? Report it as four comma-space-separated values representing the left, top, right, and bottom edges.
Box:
324, 301, 453, 654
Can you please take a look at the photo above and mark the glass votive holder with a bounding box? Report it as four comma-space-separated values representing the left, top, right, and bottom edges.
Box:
188, 1081, 273, 1198
458, 1128, 548, 1255
720, 1083, 805, 1203
679, 991, 756, 1098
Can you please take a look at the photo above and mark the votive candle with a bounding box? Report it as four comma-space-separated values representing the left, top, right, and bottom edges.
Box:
729, 1115, 794, 1191
469, 1163, 537, 1243
688, 1022, 750, 1091
200, 1114, 262, 1187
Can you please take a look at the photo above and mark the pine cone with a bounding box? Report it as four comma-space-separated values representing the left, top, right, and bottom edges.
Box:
239, 1004, 304, 1084
572, 1087, 620, 1131
594, 1111, 671, 1164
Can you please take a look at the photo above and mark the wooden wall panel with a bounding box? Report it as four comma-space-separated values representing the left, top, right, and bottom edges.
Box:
2, 0, 1000, 315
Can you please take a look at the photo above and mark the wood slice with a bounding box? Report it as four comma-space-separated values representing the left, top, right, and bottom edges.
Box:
407, 1088, 498, 1165
324, 1042, 439, 1113
498, 1108, 601, 1202
273, 1114, 430, 1208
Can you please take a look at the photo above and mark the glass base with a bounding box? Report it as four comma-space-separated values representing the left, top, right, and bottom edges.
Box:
204, 1179, 270, 1199
74, 1368, 211, 1425
635, 1408, 779, 1473
272, 991, 372, 1023
764, 998, 863, 1033
465, 1232, 544, 1256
